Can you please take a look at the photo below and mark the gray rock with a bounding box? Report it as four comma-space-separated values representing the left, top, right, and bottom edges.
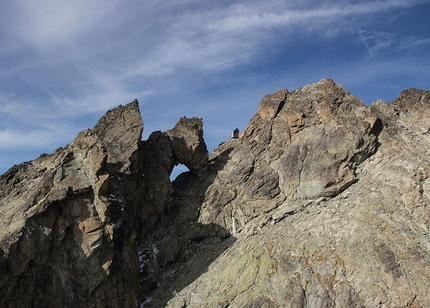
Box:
0, 101, 144, 307
2, 80, 430, 308
162, 80, 430, 307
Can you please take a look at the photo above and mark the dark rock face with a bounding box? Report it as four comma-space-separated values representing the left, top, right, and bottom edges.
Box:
140, 117, 208, 230
0, 103, 210, 307
167, 117, 208, 175
138, 117, 214, 296
1, 79, 430, 307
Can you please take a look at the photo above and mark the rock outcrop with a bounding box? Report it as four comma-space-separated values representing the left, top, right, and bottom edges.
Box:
1, 79, 430, 307
0, 100, 144, 307
140, 117, 208, 230
167, 117, 208, 175
146, 79, 430, 307
196, 79, 381, 236
0, 108, 210, 307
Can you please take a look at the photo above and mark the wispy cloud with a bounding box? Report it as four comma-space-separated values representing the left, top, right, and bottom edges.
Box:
353, 18, 375, 59
351, 18, 395, 59
11, 0, 118, 51
0, 0, 429, 173
5, 0, 424, 77
398, 36, 430, 50
0, 125, 74, 150
121, 0, 426, 75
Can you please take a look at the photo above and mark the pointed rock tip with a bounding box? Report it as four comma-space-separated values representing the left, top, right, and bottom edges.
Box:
93, 100, 143, 133
318, 78, 336, 85
91, 100, 143, 170
300, 78, 345, 92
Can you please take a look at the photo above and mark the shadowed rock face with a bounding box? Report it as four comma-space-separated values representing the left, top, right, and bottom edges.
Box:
167, 117, 208, 175
0, 100, 144, 307
2, 79, 430, 308
140, 117, 208, 231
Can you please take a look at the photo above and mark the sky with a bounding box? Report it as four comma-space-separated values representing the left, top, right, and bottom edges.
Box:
0, 0, 429, 176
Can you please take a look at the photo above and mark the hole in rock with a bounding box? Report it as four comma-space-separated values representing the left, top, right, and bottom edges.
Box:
170, 163, 189, 181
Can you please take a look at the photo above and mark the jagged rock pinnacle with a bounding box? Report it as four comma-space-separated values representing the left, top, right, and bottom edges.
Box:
2, 80, 430, 307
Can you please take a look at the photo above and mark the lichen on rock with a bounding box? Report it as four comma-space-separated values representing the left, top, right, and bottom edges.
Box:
2, 79, 430, 308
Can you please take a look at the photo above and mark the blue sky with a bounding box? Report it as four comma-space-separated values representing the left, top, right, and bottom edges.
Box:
1, 0, 429, 175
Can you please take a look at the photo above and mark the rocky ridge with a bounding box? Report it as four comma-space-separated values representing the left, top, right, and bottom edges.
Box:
1, 79, 430, 307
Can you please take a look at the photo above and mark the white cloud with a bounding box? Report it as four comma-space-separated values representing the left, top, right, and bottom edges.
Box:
352, 23, 395, 59
0, 85, 151, 126
114, 0, 428, 77
0, 0, 429, 173
0, 127, 70, 150
2, 0, 426, 79
399, 36, 430, 50
48, 90, 149, 118
12, 0, 118, 48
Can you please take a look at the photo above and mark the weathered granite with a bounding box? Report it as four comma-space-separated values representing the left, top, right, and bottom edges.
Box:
2, 80, 430, 308
0, 101, 144, 307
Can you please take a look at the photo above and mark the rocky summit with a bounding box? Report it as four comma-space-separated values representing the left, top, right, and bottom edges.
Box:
1, 79, 430, 307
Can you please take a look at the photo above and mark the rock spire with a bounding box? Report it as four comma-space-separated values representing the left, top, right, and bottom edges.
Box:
1, 79, 430, 307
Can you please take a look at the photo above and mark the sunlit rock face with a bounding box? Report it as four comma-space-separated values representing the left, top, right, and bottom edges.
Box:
2, 79, 430, 308
197, 78, 381, 236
